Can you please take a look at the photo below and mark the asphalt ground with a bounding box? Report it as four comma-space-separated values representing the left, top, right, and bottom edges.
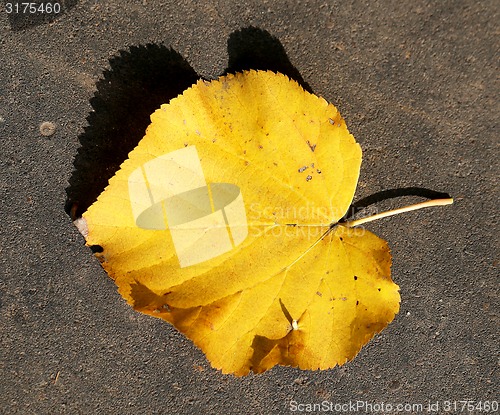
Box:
1, 1, 498, 413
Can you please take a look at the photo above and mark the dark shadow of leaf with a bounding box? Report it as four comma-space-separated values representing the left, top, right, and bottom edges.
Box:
65, 45, 199, 218
225, 26, 312, 93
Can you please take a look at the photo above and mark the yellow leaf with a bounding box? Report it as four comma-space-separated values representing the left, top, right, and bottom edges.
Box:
82, 70, 400, 375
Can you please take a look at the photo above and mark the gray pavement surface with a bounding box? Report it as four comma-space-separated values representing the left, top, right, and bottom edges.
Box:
1, 1, 498, 414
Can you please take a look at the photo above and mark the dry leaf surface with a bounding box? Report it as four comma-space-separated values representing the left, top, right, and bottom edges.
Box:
83, 70, 400, 375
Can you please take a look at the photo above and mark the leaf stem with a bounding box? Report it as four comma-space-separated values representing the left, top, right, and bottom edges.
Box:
344, 198, 454, 228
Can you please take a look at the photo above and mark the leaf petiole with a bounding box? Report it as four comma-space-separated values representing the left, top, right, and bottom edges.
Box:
344, 198, 454, 228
